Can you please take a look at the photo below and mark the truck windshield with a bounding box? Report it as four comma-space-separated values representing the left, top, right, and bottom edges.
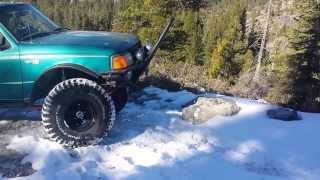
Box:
0, 4, 60, 41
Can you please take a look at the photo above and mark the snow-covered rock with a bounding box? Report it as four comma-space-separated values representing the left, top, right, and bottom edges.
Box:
267, 108, 300, 121
182, 97, 241, 124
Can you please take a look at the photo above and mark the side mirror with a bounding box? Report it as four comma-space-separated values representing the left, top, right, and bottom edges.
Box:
0, 36, 5, 46
0, 35, 10, 51
144, 41, 153, 52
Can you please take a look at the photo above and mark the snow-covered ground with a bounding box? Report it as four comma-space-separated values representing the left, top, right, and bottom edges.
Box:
1, 87, 320, 180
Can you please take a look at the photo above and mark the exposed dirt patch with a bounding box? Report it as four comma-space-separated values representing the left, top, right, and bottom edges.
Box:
0, 108, 43, 178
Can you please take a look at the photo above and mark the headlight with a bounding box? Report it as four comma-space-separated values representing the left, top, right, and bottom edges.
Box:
135, 48, 145, 61
111, 55, 129, 70
124, 53, 134, 65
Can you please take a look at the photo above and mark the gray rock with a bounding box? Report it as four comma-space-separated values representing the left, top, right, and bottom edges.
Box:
0, 152, 35, 178
267, 108, 301, 121
182, 97, 241, 124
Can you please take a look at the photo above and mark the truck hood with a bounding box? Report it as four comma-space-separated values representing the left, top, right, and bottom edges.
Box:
30, 31, 140, 53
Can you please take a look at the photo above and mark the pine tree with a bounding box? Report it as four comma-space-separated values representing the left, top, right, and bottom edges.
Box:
208, 1, 253, 80
180, 0, 207, 64
284, 0, 320, 112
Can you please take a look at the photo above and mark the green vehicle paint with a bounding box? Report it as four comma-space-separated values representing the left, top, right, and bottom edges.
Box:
0, 23, 22, 101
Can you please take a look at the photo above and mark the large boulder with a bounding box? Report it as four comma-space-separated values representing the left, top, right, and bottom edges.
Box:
267, 108, 301, 121
182, 97, 241, 124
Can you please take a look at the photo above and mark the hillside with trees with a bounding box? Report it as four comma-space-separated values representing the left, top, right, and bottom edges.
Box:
1, 0, 319, 112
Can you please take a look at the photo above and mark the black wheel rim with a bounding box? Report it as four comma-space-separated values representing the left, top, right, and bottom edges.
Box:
64, 100, 96, 132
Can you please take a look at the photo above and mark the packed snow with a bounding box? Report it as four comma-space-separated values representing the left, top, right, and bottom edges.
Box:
1, 87, 320, 180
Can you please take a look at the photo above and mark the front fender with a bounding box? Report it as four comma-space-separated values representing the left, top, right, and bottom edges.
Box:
29, 64, 102, 102
46, 63, 101, 80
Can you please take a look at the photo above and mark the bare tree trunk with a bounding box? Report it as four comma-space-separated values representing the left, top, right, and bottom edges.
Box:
254, 0, 272, 80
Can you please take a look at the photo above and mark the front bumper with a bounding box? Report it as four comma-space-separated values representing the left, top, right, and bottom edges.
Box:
101, 58, 149, 87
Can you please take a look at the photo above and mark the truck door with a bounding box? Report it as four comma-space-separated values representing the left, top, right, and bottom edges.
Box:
0, 32, 23, 102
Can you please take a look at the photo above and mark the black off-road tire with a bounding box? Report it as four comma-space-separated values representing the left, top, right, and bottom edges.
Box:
112, 87, 128, 113
41, 78, 116, 148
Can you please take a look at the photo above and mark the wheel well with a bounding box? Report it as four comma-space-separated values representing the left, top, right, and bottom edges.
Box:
31, 67, 101, 102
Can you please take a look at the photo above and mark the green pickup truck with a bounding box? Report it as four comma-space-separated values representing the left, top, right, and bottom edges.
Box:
0, 3, 173, 147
